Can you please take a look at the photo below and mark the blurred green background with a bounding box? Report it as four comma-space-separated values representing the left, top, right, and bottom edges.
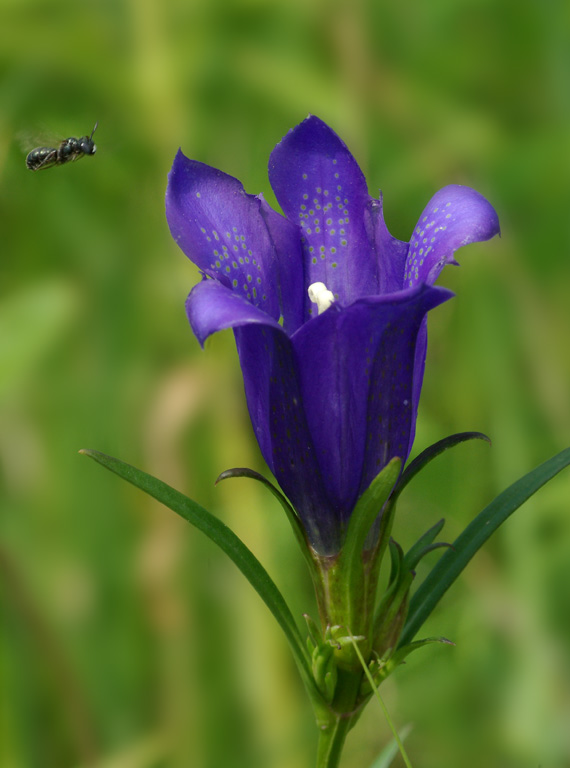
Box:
1, 0, 570, 766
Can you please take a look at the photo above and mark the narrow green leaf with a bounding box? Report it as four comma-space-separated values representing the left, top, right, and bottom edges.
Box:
403, 542, 451, 574
215, 467, 315, 573
80, 449, 317, 696
389, 636, 454, 668
400, 447, 570, 647
395, 432, 490, 500
402, 518, 445, 572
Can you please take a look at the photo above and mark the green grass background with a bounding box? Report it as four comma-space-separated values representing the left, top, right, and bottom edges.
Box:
1, 0, 570, 766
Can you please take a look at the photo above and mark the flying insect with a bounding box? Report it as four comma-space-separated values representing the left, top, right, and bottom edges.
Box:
26, 122, 98, 171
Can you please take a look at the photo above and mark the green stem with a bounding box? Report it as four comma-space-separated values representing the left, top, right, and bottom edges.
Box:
315, 714, 353, 768
348, 632, 413, 768
315, 670, 362, 768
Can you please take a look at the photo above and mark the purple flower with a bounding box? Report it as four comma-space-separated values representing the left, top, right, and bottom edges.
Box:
166, 116, 499, 555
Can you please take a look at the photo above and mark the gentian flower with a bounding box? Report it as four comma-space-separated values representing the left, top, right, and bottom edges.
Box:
166, 116, 499, 556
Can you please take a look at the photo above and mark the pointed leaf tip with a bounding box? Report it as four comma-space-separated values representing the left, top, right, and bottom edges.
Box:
215, 466, 266, 485
396, 431, 491, 499
213, 465, 314, 571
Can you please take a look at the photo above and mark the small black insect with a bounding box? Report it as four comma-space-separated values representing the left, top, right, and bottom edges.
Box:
26, 122, 98, 171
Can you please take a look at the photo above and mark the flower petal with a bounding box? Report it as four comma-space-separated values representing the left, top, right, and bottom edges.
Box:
407, 318, 428, 461
234, 324, 341, 554
186, 278, 339, 553
403, 184, 500, 289
258, 195, 305, 334
268, 115, 378, 306
367, 194, 410, 295
292, 284, 453, 525
185, 278, 281, 347
167, 149, 284, 321
402, 186, 499, 449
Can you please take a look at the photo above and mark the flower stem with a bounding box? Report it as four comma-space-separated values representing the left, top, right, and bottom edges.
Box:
348, 631, 413, 768
315, 669, 361, 768
315, 714, 352, 768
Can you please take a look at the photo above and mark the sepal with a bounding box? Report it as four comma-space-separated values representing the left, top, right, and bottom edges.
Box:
373, 521, 450, 656
309, 459, 401, 670
310, 634, 338, 704
304, 613, 322, 653
328, 625, 368, 672
338, 457, 402, 573
373, 540, 412, 655
303, 617, 368, 705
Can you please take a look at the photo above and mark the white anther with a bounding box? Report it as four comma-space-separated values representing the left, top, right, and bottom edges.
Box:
308, 282, 335, 315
